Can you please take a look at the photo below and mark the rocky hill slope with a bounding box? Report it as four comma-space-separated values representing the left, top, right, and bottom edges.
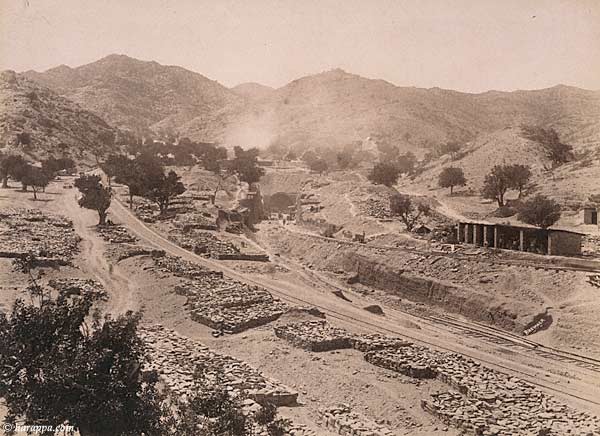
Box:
23, 56, 600, 154
0, 70, 117, 159
24, 54, 244, 138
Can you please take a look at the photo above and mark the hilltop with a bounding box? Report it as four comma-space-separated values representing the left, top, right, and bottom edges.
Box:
0, 70, 117, 159
22, 56, 600, 153
24, 54, 244, 138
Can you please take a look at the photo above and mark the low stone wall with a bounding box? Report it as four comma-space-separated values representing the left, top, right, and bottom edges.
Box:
319, 406, 395, 436
214, 253, 270, 262
153, 254, 288, 333
274, 320, 353, 352
140, 324, 298, 407
0, 208, 80, 263
273, 320, 600, 435
96, 224, 137, 243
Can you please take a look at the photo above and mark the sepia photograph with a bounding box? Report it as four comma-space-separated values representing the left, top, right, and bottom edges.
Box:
0, 0, 599, 434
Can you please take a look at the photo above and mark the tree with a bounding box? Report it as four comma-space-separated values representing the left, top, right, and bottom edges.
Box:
143, 170, 186, 215
101, 154, 130, 187
481, 165, 511, 207
396, 152, 417, 175
42, 157, 76, 178
517, 194, 561, 229
437, 141, 462, 160
8, 160, 33, 192
505, 164, 532, 198
336, 150, 354, 169
20, 166, 51, 200
0, 262, 165, 436
368, 162, 400, 187
438, 167, 467, 194
230, 146, 265, 184
75, 175, 112, 225
0, 155, 26, 188
301, 150, 319, 166
115, 160, 146, 209
390, 194, 430, 232
309, 158, 328, 175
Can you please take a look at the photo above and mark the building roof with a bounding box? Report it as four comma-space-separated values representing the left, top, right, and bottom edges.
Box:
458, 220, 586, 236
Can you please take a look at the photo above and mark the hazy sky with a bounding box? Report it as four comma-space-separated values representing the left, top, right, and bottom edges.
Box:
1, 0, 599, 92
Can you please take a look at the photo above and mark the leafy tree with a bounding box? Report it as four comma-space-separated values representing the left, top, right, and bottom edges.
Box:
115, 160, 146, 209
20, 166, 51, 200
74, 175, 112, 225
376, 142, 400, 163
390, 194, 431, 231
42, 157, 76, 177
505, 164, 532, 198
0, 155, 26, 188
230, 146, 265, 184
438, 167, 467, 194
309, 158, 328, 175
9, 159, 33, 191
101, 154, 130, 187
396, 152, 417, 175
336, 150, 354, 169
368, 162, 400, 187
0, 262, 165, 436
143, 170, 186, 215
437, 141, 462, 160
517, 194, 561, 228
481, 165, 511, 207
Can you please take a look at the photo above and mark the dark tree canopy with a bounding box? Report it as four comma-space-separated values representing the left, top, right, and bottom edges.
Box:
481, 165, 512, 207
437, 141, 462, 160
230, 146, 265, 184
368, 162, 400, 187
390, 193, 431, 231
142, 170, 186, 214
101, 154, 130, 186
517, 194, 562, 229
75, 175, 112, 225
20, 166, 51, 200
309, 158, 328, 174
504, 164, 532, 198
336, 150, 354, 169
438, 167, 467, 194
0, 274, 164, 436
0, 155, 26, 188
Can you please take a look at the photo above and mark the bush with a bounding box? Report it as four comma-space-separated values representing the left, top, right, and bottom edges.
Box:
517, 194, 561, 228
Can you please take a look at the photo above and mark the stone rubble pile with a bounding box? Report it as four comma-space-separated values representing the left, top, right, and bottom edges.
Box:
319, 406, 395, 436
152, 254, 222, 279
48, 278, 108, 301
96, 224, 137, 244
168, 230, 241, 257
0, 208, 80, 263
274, 320, 600, 435
274, 320, 354, 352
588, 274, 600, 289
274, 321, 412, 354
139, 324, 298, 407
370, 349, 600, 435
356, 198, 392, 220
105, 244, 165, 262
152, 255, 288, 333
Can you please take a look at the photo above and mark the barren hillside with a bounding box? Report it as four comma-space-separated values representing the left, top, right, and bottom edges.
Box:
0, 70, 117, 159
23, 56, 600, 153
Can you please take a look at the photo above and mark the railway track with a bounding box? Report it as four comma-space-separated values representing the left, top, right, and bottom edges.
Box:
110, 199, 600, 409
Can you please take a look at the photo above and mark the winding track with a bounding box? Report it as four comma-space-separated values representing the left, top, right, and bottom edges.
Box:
108, 198, 600, 413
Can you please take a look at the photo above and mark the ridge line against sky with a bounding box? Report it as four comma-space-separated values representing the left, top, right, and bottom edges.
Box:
1, 0, 600, 93
20, 53, 600, 94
